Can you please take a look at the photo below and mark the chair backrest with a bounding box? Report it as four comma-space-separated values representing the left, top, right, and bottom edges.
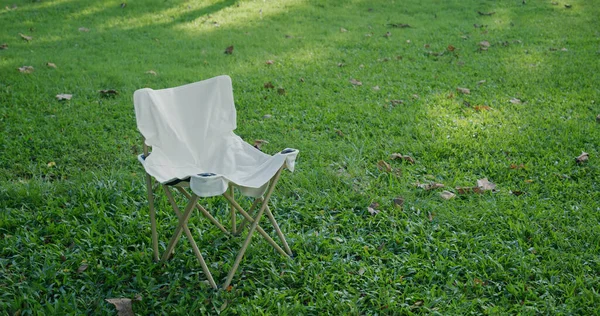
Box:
134, 75, 236, 167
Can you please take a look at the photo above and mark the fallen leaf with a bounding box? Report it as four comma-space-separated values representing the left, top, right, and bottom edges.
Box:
477, 80, 486, 85
20, 33, 32, 41
392, 197, 404, 208
476, 105, 492, 111
551, 1, 559, 5
372, 85, 380, 91
340, 27, 348, 33
447, 44, 456, 51
358, 267, 366, 275
224, 45, 234, 54
474, 278, 485, 285
0, 43, 7, 49
564, 4, 572, 8
377, 160, 392, 172
411, 94, 419, 99
335, 129, 344, 137
277, 88, 286, 95
121, 3, 127, 8
390, 153, 415, 164
418, 182, 445, 191
413, 300, 424, 307
18, 66, 34, 73
263, 82, 274, 89
134, 294, 142, 301
576, 152, 589, 164
596, 114, 600, 123
509, 98, 522, 104
225, 285, 233, 292
349, 78, 362, 86
78, 27, 90, 32
479, 41, 490, 48
265, 60, 274, 65
440, 190, 456, 200
367, 202, 380, 215
337, 62, 345, 67
390, 99, 404, 106
477, 11, 496, 16
457, 87, 470, 94
106, 298, 134, 316
406, 39, 411, 43
47, 161, 56, 168
262, 114, 272, 119
389, 23, 411, 28
477, 178, 496, 191
510, 164, 525, 169
99, 89, 119, 97
473, 24, 485, 28
253, 139, 268, 150
5, 4, 17, 10
560, 47, 568, 51
299, 77, 305, 82
47, 62, 57, 68
383, 31, 391, 38
77, 264, 88, 273
424, 44, 431, 49
524, 179, 534, 183
511, 190, 525, 196
56, 94, 72, 101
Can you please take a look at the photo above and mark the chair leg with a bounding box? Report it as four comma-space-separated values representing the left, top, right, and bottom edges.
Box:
264, 204, 293, 256
175, 187, 229, 234
222, 167, 284, 289
235, 198, 260, 234
229, 184, 236, 234
145, 173, 159, 262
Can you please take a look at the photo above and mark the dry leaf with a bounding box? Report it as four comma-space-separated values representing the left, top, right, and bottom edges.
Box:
477, 178, 496, 191
384, 31, 391, 38
477, 80, 486, 85
377, 160, 392, 172
473, 24, 485, 28
389, 23, 411, 28
510, 164, 525, 169
145, 70, 157, 75
335, 129, 344, 137
225, 285, 233, 292
262, 114, 272, 119
106, 298, 134, 316
474, 105, 491, 111
340, 27, 348, 33
474, 278, 485, 285
564, 4, 572, 8
265, 60, 274, 65
18, 66, 34, 73
576, 152, 589, 164
350, 78, 362, 86
560, 47, 568, 52
0, 43, 7, 50
263, 82, 274, 89
78, 27, 90, 32
372, 85, 380, 91
412, 94, 419, 99
390, 153, 415, 164
253, 139, 268, 150
440, 191, 456, 200
477, 11, 496, 16
418, 182, 445, 191
596, 114, 600, 123
479, 41, 490, 48
511, 190, 525, 196
47, 62, 57, 68
56, 94, 72, 101
447, 44, 456, 52
509, 98, 522, 104
358, 267, 366, 275
224, 45, 234, 54
99, 89, 119, 96
121, 3, 127, 8
77, 264, 88, 273
20, 33, 32, 41
47, 161, 56, 168
367, 202, 380, 215
5, 4, 17, 10
390, 99, 404, 106
277, 88, 286, 95
456, 87, 470, 94
393, 197, 404, 208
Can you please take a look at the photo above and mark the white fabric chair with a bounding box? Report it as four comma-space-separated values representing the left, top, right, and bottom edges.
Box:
133, 75, 298, 289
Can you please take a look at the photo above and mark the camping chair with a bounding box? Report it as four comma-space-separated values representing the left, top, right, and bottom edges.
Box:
133, 75, 298, 289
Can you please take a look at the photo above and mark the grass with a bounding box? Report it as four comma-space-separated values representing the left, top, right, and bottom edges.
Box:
1, 0, 599, 314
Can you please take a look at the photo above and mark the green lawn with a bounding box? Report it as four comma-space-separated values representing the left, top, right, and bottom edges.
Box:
1, 0, 599, 314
